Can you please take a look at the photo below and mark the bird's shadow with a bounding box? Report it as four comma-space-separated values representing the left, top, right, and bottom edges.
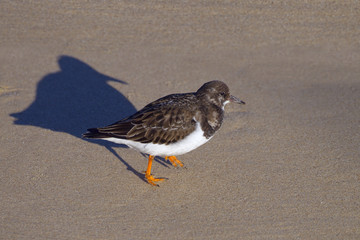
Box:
10, 55, 170, 182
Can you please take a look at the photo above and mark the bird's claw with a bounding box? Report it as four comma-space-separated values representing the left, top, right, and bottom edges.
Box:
145, 174, 165, 186
165, 156, 184, 167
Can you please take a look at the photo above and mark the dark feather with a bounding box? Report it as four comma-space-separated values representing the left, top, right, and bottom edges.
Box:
83, 93, 198, 145
82, 80, 242, 144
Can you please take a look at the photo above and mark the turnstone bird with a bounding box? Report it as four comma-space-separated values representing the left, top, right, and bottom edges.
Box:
83, 80, 245, 186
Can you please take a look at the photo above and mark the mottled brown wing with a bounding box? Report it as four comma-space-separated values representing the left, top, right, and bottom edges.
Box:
97, 93, 198, 145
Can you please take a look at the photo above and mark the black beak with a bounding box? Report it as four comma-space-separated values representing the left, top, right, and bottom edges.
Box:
230, 95, 245, 104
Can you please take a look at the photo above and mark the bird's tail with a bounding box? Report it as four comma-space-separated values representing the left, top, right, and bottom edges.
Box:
82, 128, 111, 139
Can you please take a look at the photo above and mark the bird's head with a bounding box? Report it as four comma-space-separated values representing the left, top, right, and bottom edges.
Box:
196, 80, 245, 109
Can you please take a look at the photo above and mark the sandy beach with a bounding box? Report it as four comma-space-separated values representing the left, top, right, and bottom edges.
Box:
1, 1, 359, 239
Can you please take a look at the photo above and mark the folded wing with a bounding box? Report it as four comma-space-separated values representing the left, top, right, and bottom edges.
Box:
84, 93, 198, 145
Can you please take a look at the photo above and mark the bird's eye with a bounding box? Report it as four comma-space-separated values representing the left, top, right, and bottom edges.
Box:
220, 92, 225, 96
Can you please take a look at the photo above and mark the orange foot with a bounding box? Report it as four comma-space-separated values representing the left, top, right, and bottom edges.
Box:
145, 155, 166, 186
165, 156, 184, 167
145, 174, 165, 186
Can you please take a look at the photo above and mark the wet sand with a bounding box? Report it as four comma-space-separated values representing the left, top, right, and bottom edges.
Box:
1, 1, 359, 239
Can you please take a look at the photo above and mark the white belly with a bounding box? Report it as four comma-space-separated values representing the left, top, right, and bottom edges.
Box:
104, 121, 211, 156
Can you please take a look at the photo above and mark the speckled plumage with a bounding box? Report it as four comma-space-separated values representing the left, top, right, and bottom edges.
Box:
83, 81, 243, 146
83, 80, 245, 185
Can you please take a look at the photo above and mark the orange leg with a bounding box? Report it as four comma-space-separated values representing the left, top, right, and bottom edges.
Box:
145, 155, 165, 186
165, 156, 184, 167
